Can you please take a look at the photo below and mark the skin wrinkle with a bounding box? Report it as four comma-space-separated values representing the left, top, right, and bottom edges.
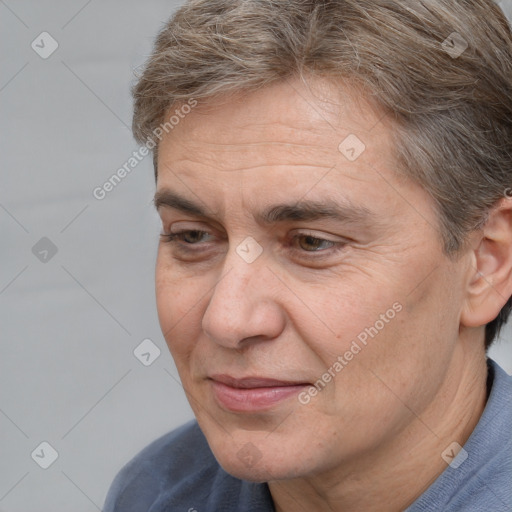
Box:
155, 189, 380, 233
153, 77, 493, 512
156, 196, 396, 274
170, 143, 341, 172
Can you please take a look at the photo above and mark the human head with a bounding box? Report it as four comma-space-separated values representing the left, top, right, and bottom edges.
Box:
136, 0, 512, 490
132, 0, 512, 349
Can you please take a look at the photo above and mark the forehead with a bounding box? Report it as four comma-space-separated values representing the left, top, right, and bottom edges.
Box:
157, 77, 393, 174
154, 77, 437, 229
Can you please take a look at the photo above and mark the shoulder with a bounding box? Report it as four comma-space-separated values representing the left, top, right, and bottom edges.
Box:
103, 420, 274, 512
408, 359, 512, 512
103, 420, 210, 511
460, 360, 512, 511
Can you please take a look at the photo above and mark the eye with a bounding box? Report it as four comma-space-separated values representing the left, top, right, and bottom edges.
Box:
294, 234, 337, 252
160, 228, 348, 264
161, 229, 213, 245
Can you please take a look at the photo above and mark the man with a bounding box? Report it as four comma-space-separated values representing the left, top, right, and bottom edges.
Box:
105, 0, 512, 510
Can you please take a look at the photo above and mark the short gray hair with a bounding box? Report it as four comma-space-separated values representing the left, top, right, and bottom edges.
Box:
131, 0, 512, 348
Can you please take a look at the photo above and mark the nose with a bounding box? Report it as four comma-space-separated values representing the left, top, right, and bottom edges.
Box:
201, 251, 286, 349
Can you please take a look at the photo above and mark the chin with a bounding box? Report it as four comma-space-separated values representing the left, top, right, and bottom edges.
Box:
219, 459, 275, 482
216, 454, 300, 483
209, 436, 317, 483
194, 404, 328, 482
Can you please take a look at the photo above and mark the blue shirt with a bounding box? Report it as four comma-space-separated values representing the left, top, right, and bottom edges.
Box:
104, 359, 511, 511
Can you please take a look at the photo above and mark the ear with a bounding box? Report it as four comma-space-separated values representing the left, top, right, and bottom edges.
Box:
461, 197, 512, 328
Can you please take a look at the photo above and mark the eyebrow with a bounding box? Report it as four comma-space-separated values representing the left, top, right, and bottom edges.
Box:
153, 189, 376, 226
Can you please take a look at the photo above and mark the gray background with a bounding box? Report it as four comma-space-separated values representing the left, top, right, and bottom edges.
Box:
1, 1, 511, 510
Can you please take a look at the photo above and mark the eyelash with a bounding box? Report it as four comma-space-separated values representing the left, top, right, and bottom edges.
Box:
159, 229, 346, 257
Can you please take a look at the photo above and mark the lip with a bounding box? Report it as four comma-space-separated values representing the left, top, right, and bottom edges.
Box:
209, 374, 310, 412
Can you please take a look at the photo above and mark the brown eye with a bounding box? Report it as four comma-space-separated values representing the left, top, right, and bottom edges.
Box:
296, 234, 336, 252
179, 230, 209, 244
160, 230, 213, 245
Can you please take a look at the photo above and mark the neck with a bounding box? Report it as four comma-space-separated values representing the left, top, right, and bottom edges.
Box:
269, 335, 489, 512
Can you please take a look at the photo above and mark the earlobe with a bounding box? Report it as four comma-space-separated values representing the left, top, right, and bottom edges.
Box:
460, 199, 512, 328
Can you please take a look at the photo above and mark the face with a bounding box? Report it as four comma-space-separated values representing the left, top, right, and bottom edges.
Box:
154, 78, 468, 482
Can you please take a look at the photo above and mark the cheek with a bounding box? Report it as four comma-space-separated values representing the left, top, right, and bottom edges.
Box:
298, 271, 401, 358
155, 254, 205, 354
306, 258, 456, 395
343, 269, 460, 404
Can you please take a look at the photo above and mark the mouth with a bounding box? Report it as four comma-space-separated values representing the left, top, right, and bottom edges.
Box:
208, 374, 311, 412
